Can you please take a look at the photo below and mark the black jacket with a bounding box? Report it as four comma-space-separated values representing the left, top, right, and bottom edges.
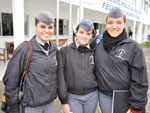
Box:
57, 42, 98, 104
3, 36, 58, 112
93, 36, 148, 111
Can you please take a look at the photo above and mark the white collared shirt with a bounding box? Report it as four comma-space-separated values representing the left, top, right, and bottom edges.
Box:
36, 36, 49, 55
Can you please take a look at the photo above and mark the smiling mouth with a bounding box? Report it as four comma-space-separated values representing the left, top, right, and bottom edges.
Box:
111, 30, 118, 32
43, 34, 50, 37
81, 39, 87, 42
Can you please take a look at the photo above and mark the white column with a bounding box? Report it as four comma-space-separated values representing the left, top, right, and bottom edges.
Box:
56, 0, 59, 46
136, 0, 140, 9
144, 25, 148, 42
132, 20, 136, 40
133, 0, 136, 6
12, 0, 24, 49
69, 0, 72, 40
77, 0, 84, 25
77, 7, 80, 25
79, 0, 84, 21
137, 22, 143, 43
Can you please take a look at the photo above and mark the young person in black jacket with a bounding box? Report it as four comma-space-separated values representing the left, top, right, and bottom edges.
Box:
3, 11, 58, 113
58, 19, 98, 113
91, 7, 148, 113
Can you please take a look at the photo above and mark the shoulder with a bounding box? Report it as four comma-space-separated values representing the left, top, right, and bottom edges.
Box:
59, 42, 75, 55
14, 41, 28, 55
126, 38, 142, 50
59, 45, 68, 53
122, 38, 143, 55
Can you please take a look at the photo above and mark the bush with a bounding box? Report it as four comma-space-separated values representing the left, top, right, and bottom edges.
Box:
140, 41, 150, 47
145, 41, 150, 46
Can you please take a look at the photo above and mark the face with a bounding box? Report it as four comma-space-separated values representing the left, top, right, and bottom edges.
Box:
106, 16, 125, 38
35, 21, 54, 42
76, 27, 93, 46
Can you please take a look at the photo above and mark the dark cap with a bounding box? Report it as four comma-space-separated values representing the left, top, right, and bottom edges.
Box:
107, 7, 124, 18
79, 19, 94, 31
35, 11, 54, 25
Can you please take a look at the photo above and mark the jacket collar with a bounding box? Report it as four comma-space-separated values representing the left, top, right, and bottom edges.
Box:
30, 35, 57, 52
70, 41, 93, 52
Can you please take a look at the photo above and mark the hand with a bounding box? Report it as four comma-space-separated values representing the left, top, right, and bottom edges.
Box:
63, 104, 70, 113
64, 40, 73, 46
126, 108, 132, 113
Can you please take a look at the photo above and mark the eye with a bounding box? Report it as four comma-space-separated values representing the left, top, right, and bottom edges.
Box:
40, 25, 46, 28
116, 21, 122, 24
107, 21, 113, 25
87, 33, 92, 36
79, 31, 84, 34
48, 26, 54, 29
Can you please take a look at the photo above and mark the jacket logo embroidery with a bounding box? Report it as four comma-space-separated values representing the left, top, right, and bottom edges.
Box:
115, 49, 125, 60
89, 55, 94, 64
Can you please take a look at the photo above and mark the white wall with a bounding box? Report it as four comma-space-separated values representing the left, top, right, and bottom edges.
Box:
0, 0, 12, 13
84, 8, 106, 24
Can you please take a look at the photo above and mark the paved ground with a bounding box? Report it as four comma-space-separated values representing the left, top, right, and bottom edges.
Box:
0, 47, 150, 113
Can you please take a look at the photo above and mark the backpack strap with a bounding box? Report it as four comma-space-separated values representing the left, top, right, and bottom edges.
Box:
93, 35, 103, 50
20, 41, 32, 81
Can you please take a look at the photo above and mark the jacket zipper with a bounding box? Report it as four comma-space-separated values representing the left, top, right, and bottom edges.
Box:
82, 53, 85, 92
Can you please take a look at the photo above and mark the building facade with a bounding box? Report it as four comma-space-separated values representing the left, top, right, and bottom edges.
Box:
0, 0, 150, 48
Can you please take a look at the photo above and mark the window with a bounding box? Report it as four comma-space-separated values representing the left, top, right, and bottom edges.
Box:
54, 18, 69, 35
63, 19, 68, 35
0, 12, 29, 36
2, 13, 13, 36
59, 19, 63, 35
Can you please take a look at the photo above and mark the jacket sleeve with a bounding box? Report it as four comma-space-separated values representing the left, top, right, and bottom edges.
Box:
57, 46, 69, 104
2, 42, 28, 113
129, 45, 148, 111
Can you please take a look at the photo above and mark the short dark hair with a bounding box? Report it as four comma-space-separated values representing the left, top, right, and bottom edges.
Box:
35, 18, 40, 25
